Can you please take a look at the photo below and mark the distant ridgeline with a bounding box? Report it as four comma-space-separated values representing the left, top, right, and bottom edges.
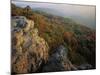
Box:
11, 3, 96, 74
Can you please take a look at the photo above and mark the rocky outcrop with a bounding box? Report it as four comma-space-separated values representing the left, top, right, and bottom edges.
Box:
41, 45, 93, 72
11, 16, 49, 74
42, 45, 77, 72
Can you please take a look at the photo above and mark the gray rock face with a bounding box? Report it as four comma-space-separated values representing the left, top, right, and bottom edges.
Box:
41, 45, 93, 72
12, 16, 27, 28
42, 45, 77, 72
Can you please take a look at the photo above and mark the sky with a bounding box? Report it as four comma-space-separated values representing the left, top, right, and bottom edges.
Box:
12, 1, 96, 29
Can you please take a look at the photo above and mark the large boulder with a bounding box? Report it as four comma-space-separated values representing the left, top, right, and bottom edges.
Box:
11, 16, 49, 74
42, 45, 77, 72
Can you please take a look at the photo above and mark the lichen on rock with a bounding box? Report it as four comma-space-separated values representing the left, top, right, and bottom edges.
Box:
11, 16, 49, 74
